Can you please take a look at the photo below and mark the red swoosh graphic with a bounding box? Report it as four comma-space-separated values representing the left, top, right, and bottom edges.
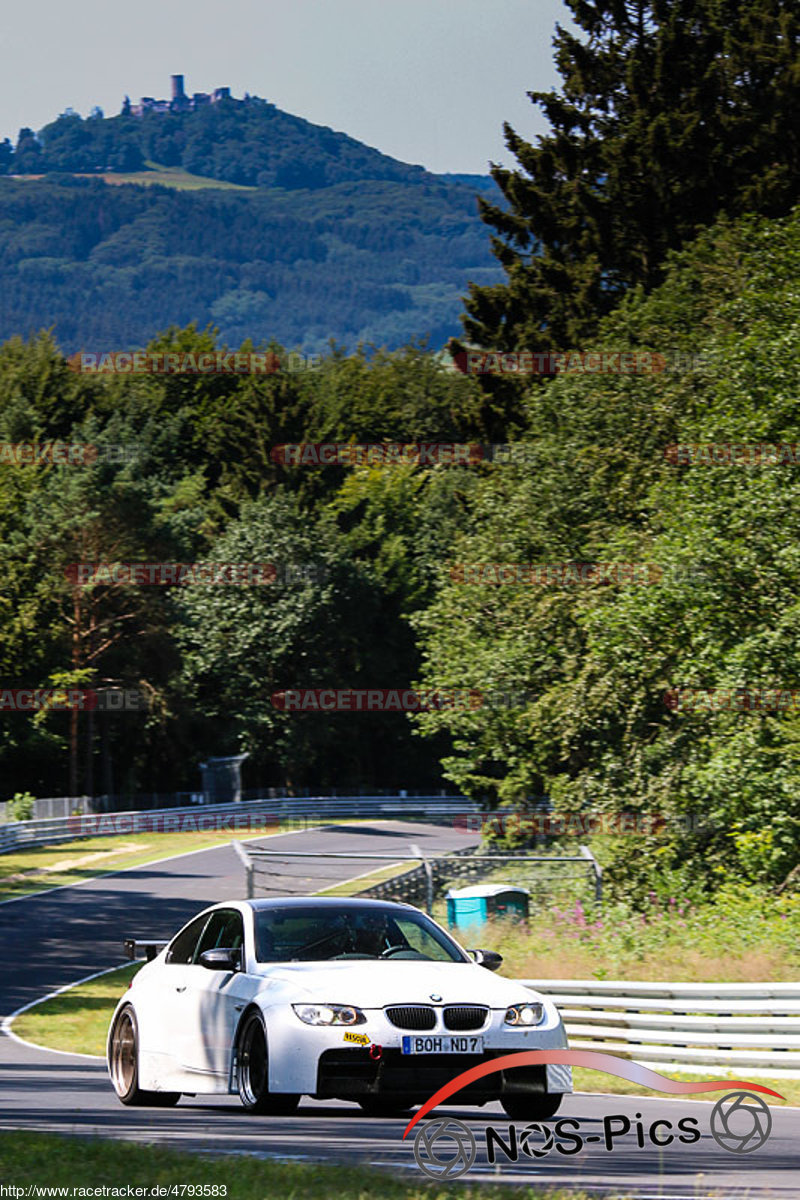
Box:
402, 1049, 784, 1139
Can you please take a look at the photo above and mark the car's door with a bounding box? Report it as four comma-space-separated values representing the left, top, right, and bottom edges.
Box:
157, 913, 211, 1062
177, 908, 253, 1077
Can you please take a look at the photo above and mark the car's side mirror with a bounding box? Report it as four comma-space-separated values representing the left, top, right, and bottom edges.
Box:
199, 947, 241, 971
468, 948, 503, 972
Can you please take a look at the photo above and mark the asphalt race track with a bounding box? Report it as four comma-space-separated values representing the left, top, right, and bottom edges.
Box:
1, 821, 798, 1198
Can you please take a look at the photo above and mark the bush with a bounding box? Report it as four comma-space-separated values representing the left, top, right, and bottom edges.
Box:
7, 791, 35, 821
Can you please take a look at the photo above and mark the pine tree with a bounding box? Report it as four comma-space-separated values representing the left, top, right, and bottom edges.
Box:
461, 0, 800, 354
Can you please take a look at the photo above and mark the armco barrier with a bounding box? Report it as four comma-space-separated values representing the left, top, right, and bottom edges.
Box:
0, 787, 458, 823
525, 980, 800, 1080
0, 795, 479, 855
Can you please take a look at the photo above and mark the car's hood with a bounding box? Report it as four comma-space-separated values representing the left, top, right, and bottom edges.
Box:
253, 960, 539, 1007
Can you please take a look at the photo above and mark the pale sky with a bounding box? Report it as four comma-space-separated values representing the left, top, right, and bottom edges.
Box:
0, 0, 573, 175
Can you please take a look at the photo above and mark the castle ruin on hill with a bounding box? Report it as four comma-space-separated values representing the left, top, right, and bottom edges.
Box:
124, 75, 239, 117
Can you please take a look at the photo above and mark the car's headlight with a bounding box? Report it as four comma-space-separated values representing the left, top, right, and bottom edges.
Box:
292, 1003, 366, 1026
504, 1003, 544, 1026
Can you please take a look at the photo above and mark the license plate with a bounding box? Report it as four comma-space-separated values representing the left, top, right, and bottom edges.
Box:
401, 1035, 484, 1054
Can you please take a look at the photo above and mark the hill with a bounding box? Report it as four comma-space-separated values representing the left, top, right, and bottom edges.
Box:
4, 91, 438, 188
0, 90, 501, 351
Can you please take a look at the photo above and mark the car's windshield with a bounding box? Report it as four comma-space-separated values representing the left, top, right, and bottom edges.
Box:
253, 904, 468, 963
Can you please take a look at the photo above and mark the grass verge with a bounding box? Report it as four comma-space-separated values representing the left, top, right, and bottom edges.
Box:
316, 860, 417, 897
0, 1131, 628, 1199
0, 819, 360, 902
570, 1067, 799, 1107
431, 881, 800, 982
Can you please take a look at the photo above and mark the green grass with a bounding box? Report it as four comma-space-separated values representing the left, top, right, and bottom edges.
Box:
105, 161, 257, 190
0, 1131, 630, 1199
570, 1067, 799, 1108
11, 161, 255, 190
317, 860, 417, 897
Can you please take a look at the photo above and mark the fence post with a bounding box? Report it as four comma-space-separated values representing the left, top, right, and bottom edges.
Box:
579, 844, 603, 903
232, 839, 254, 898
411, 843, 434, 915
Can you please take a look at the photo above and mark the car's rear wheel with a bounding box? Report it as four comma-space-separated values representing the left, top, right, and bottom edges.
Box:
108, 1005, 180, 1107
357, 1096, 417, 1117
237, 1010, 300, 1115
501, 1092, 564, 1121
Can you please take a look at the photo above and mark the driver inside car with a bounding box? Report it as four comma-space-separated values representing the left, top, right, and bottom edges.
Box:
352, 914, 405, 956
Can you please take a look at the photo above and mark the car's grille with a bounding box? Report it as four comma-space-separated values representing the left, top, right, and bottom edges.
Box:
385, 1005, 436, 1030
443, 1005, 489, 1031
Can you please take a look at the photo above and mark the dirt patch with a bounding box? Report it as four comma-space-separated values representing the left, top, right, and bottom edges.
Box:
3, 842, 150, 883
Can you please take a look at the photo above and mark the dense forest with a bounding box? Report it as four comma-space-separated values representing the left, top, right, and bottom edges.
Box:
1, 0, 799, 903
0, 173, 503, 353
2, 205, 799, 900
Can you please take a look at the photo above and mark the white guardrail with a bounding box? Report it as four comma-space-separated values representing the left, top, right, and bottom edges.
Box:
525, 980, 800, 1080
0, 795, 480, 854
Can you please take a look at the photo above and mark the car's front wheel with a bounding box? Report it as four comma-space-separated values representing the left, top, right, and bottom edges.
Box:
108, 1005, 180, 1107
237, 1010, 300, 1115
501, 1092, 564, 1121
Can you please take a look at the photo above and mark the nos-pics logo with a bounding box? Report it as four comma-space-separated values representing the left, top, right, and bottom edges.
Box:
412, 1093, 773, 1180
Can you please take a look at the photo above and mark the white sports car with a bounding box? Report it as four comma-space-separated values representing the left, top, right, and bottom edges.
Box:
107, 896, 572, 1118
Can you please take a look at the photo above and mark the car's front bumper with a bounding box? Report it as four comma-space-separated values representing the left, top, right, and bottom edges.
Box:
264, 1002, 572, 1100
314, 1046, 572, 1103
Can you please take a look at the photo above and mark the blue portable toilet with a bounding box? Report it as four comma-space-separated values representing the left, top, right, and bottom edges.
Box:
446, 883, 530, 931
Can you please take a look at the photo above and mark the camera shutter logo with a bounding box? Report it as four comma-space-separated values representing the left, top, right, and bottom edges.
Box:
413, 1118, 477, 1179
519, 1121, 555, 1158
710, 1092, 772, 1153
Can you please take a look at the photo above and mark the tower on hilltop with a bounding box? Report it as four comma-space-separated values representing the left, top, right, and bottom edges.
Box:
171, 75, 186, 102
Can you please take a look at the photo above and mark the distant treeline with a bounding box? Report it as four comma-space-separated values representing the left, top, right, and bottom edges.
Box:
0, 175, 503, 353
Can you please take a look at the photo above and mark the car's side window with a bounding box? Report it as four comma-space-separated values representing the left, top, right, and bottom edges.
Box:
166, 914, 210, 964
192, 909, 244, 963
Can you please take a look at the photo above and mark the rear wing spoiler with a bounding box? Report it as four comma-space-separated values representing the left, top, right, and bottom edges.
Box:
124, 938, 169, 962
